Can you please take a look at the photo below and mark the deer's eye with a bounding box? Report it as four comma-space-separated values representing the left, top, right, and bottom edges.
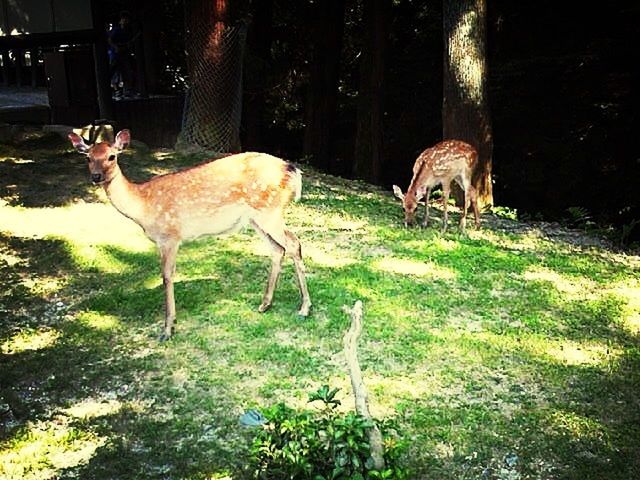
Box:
108, 155, 116, 161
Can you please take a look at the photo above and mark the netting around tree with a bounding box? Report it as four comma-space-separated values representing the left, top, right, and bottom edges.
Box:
181, 19, 247, 153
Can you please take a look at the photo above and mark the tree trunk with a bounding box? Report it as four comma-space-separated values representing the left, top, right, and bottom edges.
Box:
442, 0, 493, 207
140, 0, 162, 95
241, 0, 273, 151
181, 0, 248, 152
353, 0, 391, 184
303, 0, 345, 172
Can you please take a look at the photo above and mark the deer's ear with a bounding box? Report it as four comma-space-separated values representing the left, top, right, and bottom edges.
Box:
392, 185, 404, 201
68, 133, 90, 154
415, 185, 427, 201
114, 129, 131, 151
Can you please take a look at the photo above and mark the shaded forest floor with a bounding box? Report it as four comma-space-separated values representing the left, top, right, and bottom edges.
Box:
1, 130, 639, 479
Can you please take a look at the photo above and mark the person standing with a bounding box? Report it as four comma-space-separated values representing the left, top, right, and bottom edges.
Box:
108, 11, 140, 99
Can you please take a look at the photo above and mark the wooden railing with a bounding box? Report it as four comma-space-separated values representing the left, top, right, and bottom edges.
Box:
0, 47, 47, 88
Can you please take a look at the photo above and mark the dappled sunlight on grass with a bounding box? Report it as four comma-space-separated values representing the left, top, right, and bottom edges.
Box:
504, 333, 622, 370
291, 203, 371, 231
523, 265, 598, 298
611, 278, 640, 335
470, 226, 548, 252
77, 311, 121, 331
0, 420, 106, 480
546, 409, 608, 443
2, 140, 639, 479
0, 203, 149, 253
22, 275, 65, 298
432, 237, 459, 251
304, 244, 359, 267
62, 398, 122, 420
1, 327, 61, 354
545, 340, 620, 367
373, 257, 457, 279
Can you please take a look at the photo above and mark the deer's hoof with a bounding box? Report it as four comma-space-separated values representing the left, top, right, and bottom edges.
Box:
298, 304, 311, 317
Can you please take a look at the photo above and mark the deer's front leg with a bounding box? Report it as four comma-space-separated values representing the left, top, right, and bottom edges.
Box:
441, 184, 451, 232
421, 187, 432, 228
460, 187, 470, 231
159, 241, 179, 340
470, 185, 481, 227
250, 219, 285, 313
259, 246, 284, 313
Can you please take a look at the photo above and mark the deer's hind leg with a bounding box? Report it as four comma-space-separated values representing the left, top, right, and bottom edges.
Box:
283, 228, 311, 316
250, 216, 311, 317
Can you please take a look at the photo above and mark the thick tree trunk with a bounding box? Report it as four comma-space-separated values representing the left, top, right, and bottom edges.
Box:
181, 0, 248, 152
303, 0, 345, 172
443, 0, 493, 207
140, 0, 162, 95
242, 0, 273, 151
353, 0, 391, 184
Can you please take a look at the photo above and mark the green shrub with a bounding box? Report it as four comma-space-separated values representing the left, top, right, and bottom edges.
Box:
249, 385, 408, 480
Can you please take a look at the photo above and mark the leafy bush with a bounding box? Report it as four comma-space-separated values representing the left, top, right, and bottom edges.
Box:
564, 206, 593, 228
249, 385, 408, 480
491, 205, 518, 220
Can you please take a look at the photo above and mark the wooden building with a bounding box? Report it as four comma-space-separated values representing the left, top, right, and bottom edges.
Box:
0, 0, 182, 147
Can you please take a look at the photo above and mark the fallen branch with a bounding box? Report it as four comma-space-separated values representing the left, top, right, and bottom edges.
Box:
343, 300, 385, 470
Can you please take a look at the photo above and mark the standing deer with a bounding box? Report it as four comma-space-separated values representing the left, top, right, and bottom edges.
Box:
69, 129, 311, 340
393, 140, 480, 231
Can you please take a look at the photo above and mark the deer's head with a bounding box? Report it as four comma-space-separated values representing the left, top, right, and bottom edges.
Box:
393, 184, 426, 227
69, 129, 130, 184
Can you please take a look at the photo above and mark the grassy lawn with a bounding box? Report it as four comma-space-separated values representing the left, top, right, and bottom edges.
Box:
1, 131, 639, 479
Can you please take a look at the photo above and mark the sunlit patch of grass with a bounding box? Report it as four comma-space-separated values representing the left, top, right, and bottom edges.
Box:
0, 203, 148, 253
372, 256, 457, 279
523, 265, 598, 299
0, 420, 106, 480
77, 311, 121, 331
1, 327, 61, 354
304, 244, 358, 267
21, 276, 66, 297
62, 398, 122, 419
546, 409, 609, 444
545, 340, 621, 367
610, 278, 640, 335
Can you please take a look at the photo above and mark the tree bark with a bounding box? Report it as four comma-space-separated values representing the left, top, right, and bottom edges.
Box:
181, 0, 248, 152
242, 0, 273, 151
443, 0, 493, 207
353, 0, 391, 184
303, 0, 345, 172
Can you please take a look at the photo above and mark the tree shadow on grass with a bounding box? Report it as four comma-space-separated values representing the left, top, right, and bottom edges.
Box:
0, 132, 101, 207
0, 233, 78, 343
0, 235, 261, 478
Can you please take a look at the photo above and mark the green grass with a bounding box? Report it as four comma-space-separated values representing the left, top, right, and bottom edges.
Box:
1, 130, 639, 479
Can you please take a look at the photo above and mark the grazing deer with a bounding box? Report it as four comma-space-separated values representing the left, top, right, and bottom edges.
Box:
393, 140, 480, 231
69, 129, 311, 340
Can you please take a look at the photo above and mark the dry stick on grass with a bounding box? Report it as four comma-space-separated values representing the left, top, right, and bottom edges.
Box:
343, 300, 385, 470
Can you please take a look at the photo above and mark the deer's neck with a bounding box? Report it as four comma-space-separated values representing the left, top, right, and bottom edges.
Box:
103, 167, 147, 225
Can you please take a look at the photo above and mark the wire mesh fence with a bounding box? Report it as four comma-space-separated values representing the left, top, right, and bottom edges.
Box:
181, 18, 247, 153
